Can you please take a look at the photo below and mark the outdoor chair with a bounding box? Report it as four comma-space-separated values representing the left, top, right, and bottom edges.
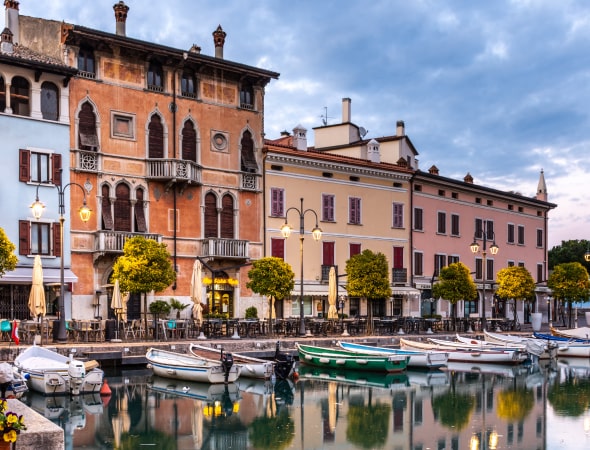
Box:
0, 320, 11, 341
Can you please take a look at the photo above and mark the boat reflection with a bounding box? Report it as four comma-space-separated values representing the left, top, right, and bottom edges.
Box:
297, 364, 410, 389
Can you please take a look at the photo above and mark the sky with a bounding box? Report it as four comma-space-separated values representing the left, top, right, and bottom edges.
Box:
18, 0, 590, 249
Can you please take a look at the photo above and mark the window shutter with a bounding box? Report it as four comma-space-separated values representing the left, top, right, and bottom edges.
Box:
51, 153, 62, 185
204, 193, 218, 238
181, 121, 197, 162
19, 220, 30, 255
271, 188, 284, 217
220, 195, 234, 239
148, 115, 164, 159
271, 238, 284, 259
134, 189, 147, 233
78, 102, 98, 151
19, 149, 30, 182
240, 131, 258, 172
101, 186, 113, 230
393, 246, 404, 269
53, 222, 61, 257
349, 243, 361, 258
114, 183, 131, 232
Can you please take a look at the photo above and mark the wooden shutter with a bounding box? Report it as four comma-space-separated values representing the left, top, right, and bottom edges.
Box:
148, 115, 164, 159
53, 222, 61, 257
181, 121, 197, 162
271, 238, 284, 259
220, 194, 234, 239
271, 188, 284, 217
19, 149, 30, 182
78, 101, 98, 151
240, 131, 258, 172
101, 185, 113, 230
51, 153, 62, 186
349, 243, 361, 258
393, 246, 404, 269
204, 193, 218, 238
114, 183, 131, 232
18, 220, 30, 255
134, 188, 147, 232
322, 242, 335, 265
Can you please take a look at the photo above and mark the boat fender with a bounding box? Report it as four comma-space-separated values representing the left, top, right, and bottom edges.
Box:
319, 358, 330, 364
23, 373, 30, 380
335, 359, 346, 365
355, 359, 368, 365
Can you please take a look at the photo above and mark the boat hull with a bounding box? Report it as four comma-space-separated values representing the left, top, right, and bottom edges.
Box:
337, 341, 448, 369
190, 343, 273, 379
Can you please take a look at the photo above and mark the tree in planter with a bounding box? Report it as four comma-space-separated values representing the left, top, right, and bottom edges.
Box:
345, 250, 391, 335
548, 262, 590, 328
432, 262, 477, 328
245, 306, 258, 319
0, 227, 17, 278
169, 298, 190, 319
495, 266, 535, 326
112, 236, 176, 335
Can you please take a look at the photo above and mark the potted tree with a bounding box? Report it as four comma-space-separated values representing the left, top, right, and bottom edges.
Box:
169, 298, 190, 319
149, 300, 171, 340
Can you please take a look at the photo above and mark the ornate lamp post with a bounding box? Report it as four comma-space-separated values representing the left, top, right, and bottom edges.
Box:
30, 170, 91, 343
470, 220, 499, 331
281, 198, 322, 336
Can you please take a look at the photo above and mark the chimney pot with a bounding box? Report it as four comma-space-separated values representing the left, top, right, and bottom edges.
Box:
213, 25, 226, 58
113, 1, 129, 36
4, 0, 19, 45
1, 26, 13, 54
396, 120, 405, 137
342, 97, 351, 123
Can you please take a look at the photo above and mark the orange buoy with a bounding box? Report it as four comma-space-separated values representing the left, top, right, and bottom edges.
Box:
100, 378, 112, 396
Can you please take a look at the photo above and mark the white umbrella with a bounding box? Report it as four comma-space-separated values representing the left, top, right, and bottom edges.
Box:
327, 266, 338, 319
110, 280, 123, 340
28, 254, 46, 320
190, 260, 203, 323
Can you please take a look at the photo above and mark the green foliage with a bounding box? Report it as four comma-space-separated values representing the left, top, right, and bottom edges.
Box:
548, 376, 590, 417
247, 257, 295, 301
548, 262, 590, 304
112, 236, 176, 294
345, 250, 391, 299
495, 266, 536, 301
169, 298, 189, 312
432, 262, 477, 319
549, 239, 590, 272
149, 300, 171, 315
0, 227, 17, 278
346, 402, 391, 448
245, 306, 258, 319
432, 391, 475, 430
248, 410, 295, 450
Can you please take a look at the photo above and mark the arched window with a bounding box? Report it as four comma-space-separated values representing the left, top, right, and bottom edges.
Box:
147, 60, 163, 91
204, 193, 218, 238
114, 183, 131, 232
0, 76, 5, 112
41, 81, 59, 121
10, 76, 29, 116
181, 120, 197, 162
240, 130, 257, 173
77, 46, 95, 75
239, 79, 254, 109
101, 185, 113, 230
78, 101, 98, 150
181, 70, 196, 98
220, 194, 234, 239
148, 114, 164, 158
135, 188, 147, 232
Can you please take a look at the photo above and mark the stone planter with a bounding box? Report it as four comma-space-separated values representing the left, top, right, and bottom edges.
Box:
531, 312, 543, 331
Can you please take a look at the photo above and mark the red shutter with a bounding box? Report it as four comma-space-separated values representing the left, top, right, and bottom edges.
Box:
19, 149, 30, 182
204, 193, 218, 238
148, 115, 164, 159
322, 242, 335, 265
19, 220, 30, 255
53, 222, 61, 257
349, 243, 361, 258
51, 153, 62, 186
220, 195, 234, 238
271, 238, 285, 259
393, 246, 404, 269
114, 183, 131, 232
181, 121, 197, 162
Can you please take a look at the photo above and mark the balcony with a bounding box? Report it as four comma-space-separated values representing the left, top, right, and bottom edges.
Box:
73, 149, 101, 173
200, 238, 249, 260
321, 265, 338, 282
392, 268, 408, 285
94, 231, 162, 254
240, 172, 260, 191
147, 159, 201, 186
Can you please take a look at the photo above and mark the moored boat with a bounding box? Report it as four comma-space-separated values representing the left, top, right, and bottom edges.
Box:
14, 345, 104, 395
296, 343, 409, 372
484, 330, 550, 358
550, 326, 590, 341
190, 343, 273, 379
145, 347, 239, 384
337, 340, 448, 369
0, 362, 28, 399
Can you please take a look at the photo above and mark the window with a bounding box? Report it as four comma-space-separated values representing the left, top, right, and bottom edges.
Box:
19, 149, 61, 184
112, 112, 135, 140
393, 246, 403, 269
451, 214, 460, 236
181, 120, 197, 162
40, 82, 59, 121
537, 263, 544, 283
518, 225, 525, 245
101, 185, 113, 230
240, 130, 257, 172
18, 220, 59, 256
204, 192, 218, 238
79, 101, 99, 150
220, 194, 234, 239
134, 188, 147, 233
148, 114, 164, 158
437, 212, 446, 234
147, 60, 163, 91
349, 243, 361, 258
448, 255, 459, 265
434, 254, 446, 276
349, 197, 361, 225
413, 208, 423, 231
239, 79, 254, 109
271, 238, 284, 259
487, 259, 494, 281
536, 229, 543, 247
11, 76, 30, 116
322, 242, 335, 266
476, 258, 483, 280
507, 223, 515, 244
181, 70, 197, 98
114, 183, 132, 232
77, 47, 95, 75
414, 252, 423, 276
270, 188, 284, 217
392, 202, 404, 228
0, 76, 5, 111
322, 194, 335, 222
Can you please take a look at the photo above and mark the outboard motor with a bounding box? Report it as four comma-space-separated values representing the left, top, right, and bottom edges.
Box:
68, 360, 86, 395
220, 351, 234, 384
274, 341, 295, 380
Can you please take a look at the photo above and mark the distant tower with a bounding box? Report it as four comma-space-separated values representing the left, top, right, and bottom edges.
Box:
536, 169, 547, 201
213, 25, 226, 59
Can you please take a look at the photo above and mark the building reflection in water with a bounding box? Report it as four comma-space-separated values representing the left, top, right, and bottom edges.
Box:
19, 358, 590, 449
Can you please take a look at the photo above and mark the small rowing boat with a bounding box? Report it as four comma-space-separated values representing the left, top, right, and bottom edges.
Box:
337, 341, 448, 369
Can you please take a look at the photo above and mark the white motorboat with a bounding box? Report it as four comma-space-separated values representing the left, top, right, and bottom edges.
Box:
337, 341, 449, 369
14, 345, 104, 395
0, 362, 28, 399
145, 347, 240, 384
190, 343, 273, 379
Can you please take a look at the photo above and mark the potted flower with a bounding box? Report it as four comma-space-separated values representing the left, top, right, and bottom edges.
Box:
0, 399, 26, 447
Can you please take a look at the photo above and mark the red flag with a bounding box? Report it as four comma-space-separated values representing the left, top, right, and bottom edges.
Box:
11, 320, 19, 345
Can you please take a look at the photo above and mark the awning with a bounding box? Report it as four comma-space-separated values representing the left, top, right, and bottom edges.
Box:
0, 267, 78, 283
391, 287, 421, 297
291, 284, 329, 296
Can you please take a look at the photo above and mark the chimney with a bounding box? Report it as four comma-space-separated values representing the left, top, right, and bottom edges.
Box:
113, 1, 129, 37
189, 43, 201, 54
1, 27, 13, 53
342, 97, 351, 123
428, 165, 439, 175
367, 139, 380, 163
464, 173, 474, 184
292, 124, 307, 151
396, 120, 405, 137
213, 25, 226, 58
4, 0, 19, 45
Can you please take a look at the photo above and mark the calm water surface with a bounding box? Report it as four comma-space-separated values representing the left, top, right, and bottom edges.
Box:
20, 358, 590, 449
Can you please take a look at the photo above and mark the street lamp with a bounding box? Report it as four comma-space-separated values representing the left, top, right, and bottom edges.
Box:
584, 241, 590, 262
30, 170, 91, 343
281, 197, 322, 336
470, 220, 499, 331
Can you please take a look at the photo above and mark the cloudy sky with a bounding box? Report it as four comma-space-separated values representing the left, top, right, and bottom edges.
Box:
19, 0, 590, 248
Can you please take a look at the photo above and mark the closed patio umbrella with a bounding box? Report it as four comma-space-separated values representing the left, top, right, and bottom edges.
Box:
28, 254, 46, 321
110, 279, 123, 340
190, 260, 203, 323
327, 266, 338, 319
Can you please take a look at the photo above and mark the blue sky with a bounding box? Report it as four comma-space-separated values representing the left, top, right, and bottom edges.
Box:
20, 0, 590, 248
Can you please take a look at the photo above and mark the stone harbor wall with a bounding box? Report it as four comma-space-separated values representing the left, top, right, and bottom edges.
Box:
6, 399, 63, 449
